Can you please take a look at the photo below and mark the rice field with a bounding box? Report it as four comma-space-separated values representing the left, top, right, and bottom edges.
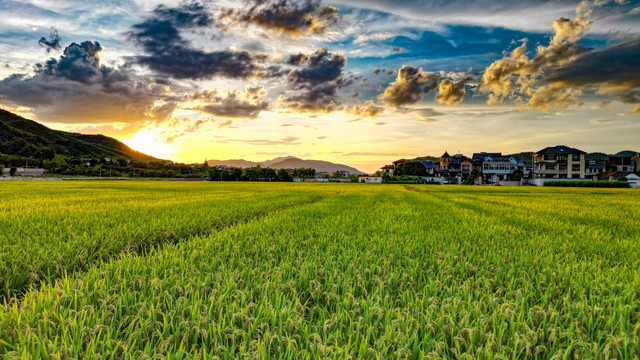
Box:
1, 181, 639, 359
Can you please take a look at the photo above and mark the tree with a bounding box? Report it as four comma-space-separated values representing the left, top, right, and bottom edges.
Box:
232, 168, 243, 181
510, 169, 524, 181
277, 168, 292, 182
463, 169, 480, 185
394, 162, 427, 176
9, 167, 17, 176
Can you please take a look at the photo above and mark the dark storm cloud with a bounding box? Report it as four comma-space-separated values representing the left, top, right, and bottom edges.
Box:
286, 52, 308, 65
225, 0, 338, 36
0, 40, 178, 127
35, 41, 103, 83
129, 2, 268, 80
38, 28, 61, 53
548, 38, 640, 89
547, 38, 640, 107
279, 48, 355, 112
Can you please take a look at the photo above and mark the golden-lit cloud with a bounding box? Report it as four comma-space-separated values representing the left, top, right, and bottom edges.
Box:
379, 66, 438, 107
436, 77, 472, 106
526, 84, 582, 112
192, 86, 269, 118
343, 100, 384, 118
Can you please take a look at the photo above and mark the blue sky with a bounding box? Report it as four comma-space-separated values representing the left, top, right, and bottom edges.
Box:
0, 0, 638, 172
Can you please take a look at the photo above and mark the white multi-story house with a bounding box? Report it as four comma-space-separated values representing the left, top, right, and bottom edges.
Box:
533, 145, 586, 179
482, 155, 526, 183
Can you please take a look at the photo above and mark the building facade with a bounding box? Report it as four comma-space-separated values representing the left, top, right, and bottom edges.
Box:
482, 155, 525, 183
533, 145, 586, 179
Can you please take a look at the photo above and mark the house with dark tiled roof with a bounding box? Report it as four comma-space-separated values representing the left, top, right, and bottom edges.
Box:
472, 152, 502, 162
437, 152, 475, 176
533, 145, 586, 179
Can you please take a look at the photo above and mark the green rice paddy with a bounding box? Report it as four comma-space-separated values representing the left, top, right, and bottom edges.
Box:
1, 182, 638, 359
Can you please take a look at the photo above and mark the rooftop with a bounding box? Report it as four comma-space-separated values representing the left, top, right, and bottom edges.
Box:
534, 145, 586, 156
472, 152, 502, 160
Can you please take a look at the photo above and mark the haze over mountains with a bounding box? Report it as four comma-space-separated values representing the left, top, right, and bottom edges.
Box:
207, 157, 365, 174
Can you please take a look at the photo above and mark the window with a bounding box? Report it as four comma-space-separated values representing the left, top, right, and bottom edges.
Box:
572, 154, 580, 161
572, 165, 580, 172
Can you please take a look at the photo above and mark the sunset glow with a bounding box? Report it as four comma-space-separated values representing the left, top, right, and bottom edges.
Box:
0, 0, 638, 172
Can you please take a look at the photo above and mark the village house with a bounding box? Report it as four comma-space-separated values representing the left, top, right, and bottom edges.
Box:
607, 156, 634, 172
379, 164, 394, 176
586, 160, 606, 177
533, 145, 586, 179
436, 152, 474, 176
481, 155, 526, 184
415, 159, 437, 175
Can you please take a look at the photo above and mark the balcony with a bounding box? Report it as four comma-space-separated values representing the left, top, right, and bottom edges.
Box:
536, 159, 567, 164
535, 169, 568, 174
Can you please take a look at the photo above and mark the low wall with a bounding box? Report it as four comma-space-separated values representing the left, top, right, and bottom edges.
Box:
498, 180, 522, 186
528, 178, 590, 187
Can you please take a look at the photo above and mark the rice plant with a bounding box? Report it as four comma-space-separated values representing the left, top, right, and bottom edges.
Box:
1, 183, 638, 359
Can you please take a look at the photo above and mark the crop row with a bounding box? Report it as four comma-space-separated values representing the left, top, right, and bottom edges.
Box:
1, 184, 639, 358
0, 182, 329, 301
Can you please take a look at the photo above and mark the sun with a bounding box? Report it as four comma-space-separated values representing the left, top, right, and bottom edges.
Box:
119, 129, 177, 160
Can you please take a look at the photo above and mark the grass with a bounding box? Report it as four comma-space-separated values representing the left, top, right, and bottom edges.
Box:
1, 182, 639, 359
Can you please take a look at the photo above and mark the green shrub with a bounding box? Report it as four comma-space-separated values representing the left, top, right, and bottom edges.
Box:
544, 180, 629, 188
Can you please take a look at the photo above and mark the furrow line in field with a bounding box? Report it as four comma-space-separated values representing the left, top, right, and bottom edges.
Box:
1, 188, 335, 304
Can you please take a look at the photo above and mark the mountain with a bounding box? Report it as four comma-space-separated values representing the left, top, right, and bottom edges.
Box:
208, 156, 365, 174
268, 157, 364, 174
586, 152, 610, 161
0, 109, 158, 161
206, 159, 260, 168
615, 150, 640, 157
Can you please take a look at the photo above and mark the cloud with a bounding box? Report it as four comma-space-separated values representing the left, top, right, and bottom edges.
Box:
129, 2, 269, 80
379, 65, 439, 106
343, 100, 384, 117
38, 28, 61, 53
279, 48, 354, 112
411, 108, 445, 122
192, 86, 269, 118
224, 0, 338, 37
0, 40, 177, 127
526, 84, 582, 112
224, 136, 301, 145
477, 0, 627, 110
35, 40, 103, 83
354, 32, 395, 44
436, 76, 472, 106
546, 38, 640, 106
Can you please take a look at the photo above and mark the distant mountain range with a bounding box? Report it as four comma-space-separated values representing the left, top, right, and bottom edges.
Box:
208, 156, 365, 174
0, 109, 158, 161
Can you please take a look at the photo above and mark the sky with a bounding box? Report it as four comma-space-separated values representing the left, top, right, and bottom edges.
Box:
0, 0, 638, 173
